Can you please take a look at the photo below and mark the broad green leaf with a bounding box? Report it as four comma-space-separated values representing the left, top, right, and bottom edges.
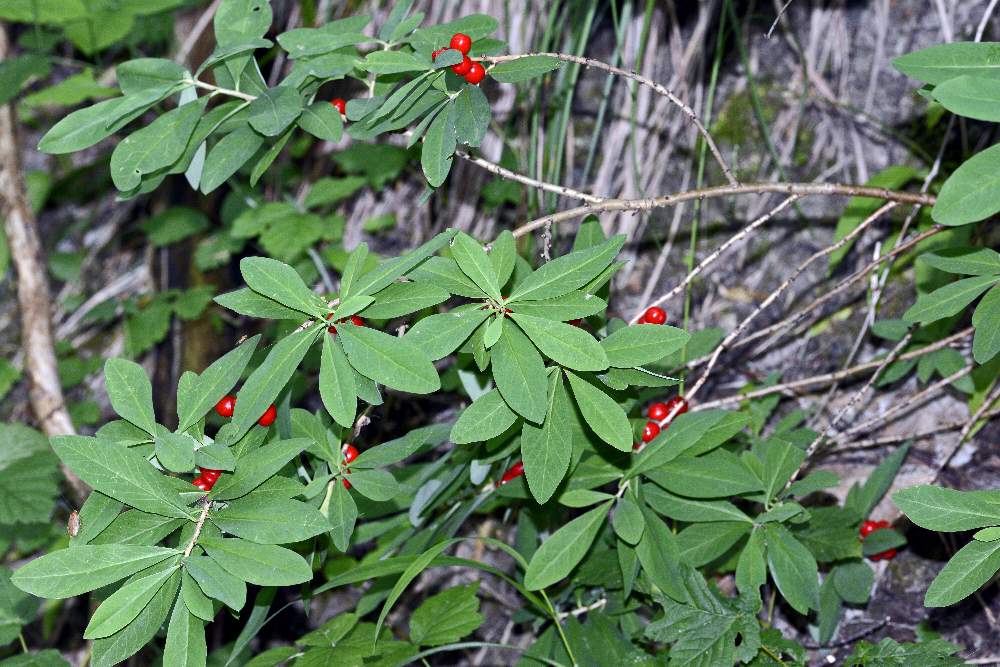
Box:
155, 433, 196, 473
374, 540, 458, 642
735, 529, 766, 596
350, 424, 446, 468
612, 496, 645, 545
116, 58, 187, 96
508, 292, 607, 321
85, 565, 179, 639
521, 374, 573, 504
360, 282, 449, 319
976, 527, 1000, 541
51, 436, 190, 518
403, 308, 490, 360
104, 358, 157, 436
184, 555, 246, 611
324, 480, 357, 551
973, 284, 1000, 363
71, 491, 124, 546
181, 571, 214, 621
489, 56, 562, 82
920, 247, 1000, 276
933, 75, 1000, 122
451, 232, 502, 301
231, 328, 320, 438
319, 335, 356, 428
832, 561, 874, 604
349, 229, 457, 297
600, 323, 690, 368
214, 288, 305, 320
215, 0, 273, 46
240, 256, 327, 316
346, 469, 399, 502
12, 544, 180, 599
645, 486, 752, 523
764, 524, 819, 614
363, 50, 427, 74
298, 100, 343, 142
453, 84, 489, 147
177, 335, 259, 432
195, 38, 273, 76
163, 598, 207, 667
109, 98, 206, 191
758, 436, 807, 501
491, 325, 548, 423
38, 96, 128, 154
849, 443, 910, 517
676, 522, 751, 567
276, 19, 368, 58
409, 582, 484, 647
524, 501, 611, 590
558, 488, 615, 508
201, 537, 312, 586
508, 235, 625, 303
925, 538, 1000, 607
338, 324, 439, 394
91, 568, 179, 667
91, 511, 185, 547
635, 508, 687, 602
645, 450, 763, 498
200, 125, 264, 194
210, 496, 329, 544
565, 371, 632, 451
211, 438, 310, 500
894, 485, 1000, 531
421, 102, 456, 187
904, 275, 998, 323
450, 389, 518, 444
248, 86, 302, 136
409, 256, 485, 298
933, 143, 1000, 225
893, 42, 1000, 85
511, 313, 609, 371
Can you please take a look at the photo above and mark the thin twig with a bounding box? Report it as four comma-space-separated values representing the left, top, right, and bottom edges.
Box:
456, 150, 605, 204
183, 501, 212, 558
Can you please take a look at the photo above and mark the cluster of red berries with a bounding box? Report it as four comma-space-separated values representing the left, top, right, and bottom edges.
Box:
859, 519, 897, 561
638, 306, 666, 325
330, 98, 347, 115
432, 33, 486, 85
325, 313, 365, 335
214, 394, 277, 427
341, 443, 358, 490
495, 461, 524, 488
634, 396, 688, 451
191, 467, 222, 492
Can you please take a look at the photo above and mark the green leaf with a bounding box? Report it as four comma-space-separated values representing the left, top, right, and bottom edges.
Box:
851, 442, 910, 517
351, 425, 445, 468
155, 433, 196, 473
231, 328, 320, 438
210, 496, 329, 544
933, 143, 1000, 225
764, 524, 819, 614
932, 75, 1000, 122
363, 50, 427, 74
736, 529, 766, 596
646, 450, 763, 498
163, 598, 207, 667
324, 480, 357, 552
298, 100, 344, 142
215, 0, 273, 46
200, 125, 265, 194
454, 85, 489, 147
833, 561, 874, 604
91, 568, 179, 667
760, 436, 807, 501
451, 389, 518, 445
319, 335, 356, 429
565, 371, 632, 451
0, 424, 61, 526
451, 232, 502, 300
214, 288, 305, 320
925, 538, 1000, 607
904, 275, 998, 323
360, 282, 449, 319
184, 555, 246, 611
201, 537, 312, 586
181, 571, 214, 621
522, 374, 573, 504
373, 540, 458, 644
117, 58, 187, 96
893, 484, 1000, 531
524, 501, 611, 590
104, 358, 157, 436
612, 496, 645, 545
338, 324, 439, 394
509, 292, 608, 321
12, 544, 180, 599
197, 443, 237, 472
421, 102, 456, 187
91, 511, 185, 547
346, 469, 399, 501
248, 86, 302, 136
645, 486, 752, 523
893, 42, 1000, 85
37, 97, 128, 154
491, 325, 548, 423
488, 56, 562, 82
973, 284, 1000, 363
348, 229, 457, 297
508, 235, 625, 302
240, 256, 327, 317
409, 256, 484, 298
511, 313, 609, 371
409, 583, 484, 647
211, 438, 310, 500
920, 247, 1000, 276
677, 522, 751, 568
600, 323, 690, 368
177, 335, 259, 432
109, 97, 206, 192
85, 564, 179, 639
51, 435, 191, 518
403, 308, 490, 360
276, 19, 368, 58
71, 491, 124, 546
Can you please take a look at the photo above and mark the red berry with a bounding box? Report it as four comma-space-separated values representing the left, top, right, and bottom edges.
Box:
342, 443, 359, 464
632, 441, 642, 451
642, 421, 661, 443
568, 319, 583, 327
498, 460, 525, 486
200, 468, 221, 482
431, 48, 446, 61
464, 62, 486, 85
642, 306, 666, 325
647, 402, 670, 421
258, 404, 277, 427
452, 55, 473, 76
349, 315, 365, 327
664, 396, 689, 419
215, 395, 236, 418
330, 98, 347, 115
342, 477, 352, 490
859, 520, 879, 538
192, 476, 211, 492
449, 33, 472, 54
877, 548, 897, 561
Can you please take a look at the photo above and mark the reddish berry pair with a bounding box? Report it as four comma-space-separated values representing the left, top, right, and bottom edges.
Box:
330, 98, 347, 115
326, 313, 365, 335
432, 33, 486, 85
192, 467, 222, 492
859, 519, 897, 561
638, 306, 666, 325
214, 395, 277, 427
495, 460, 524, 487
648, 396, 688, 423
341, 443, 359, 490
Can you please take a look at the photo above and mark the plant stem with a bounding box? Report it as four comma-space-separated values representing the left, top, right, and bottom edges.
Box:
183, 500, 212, 558
541, 589, 578, 666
